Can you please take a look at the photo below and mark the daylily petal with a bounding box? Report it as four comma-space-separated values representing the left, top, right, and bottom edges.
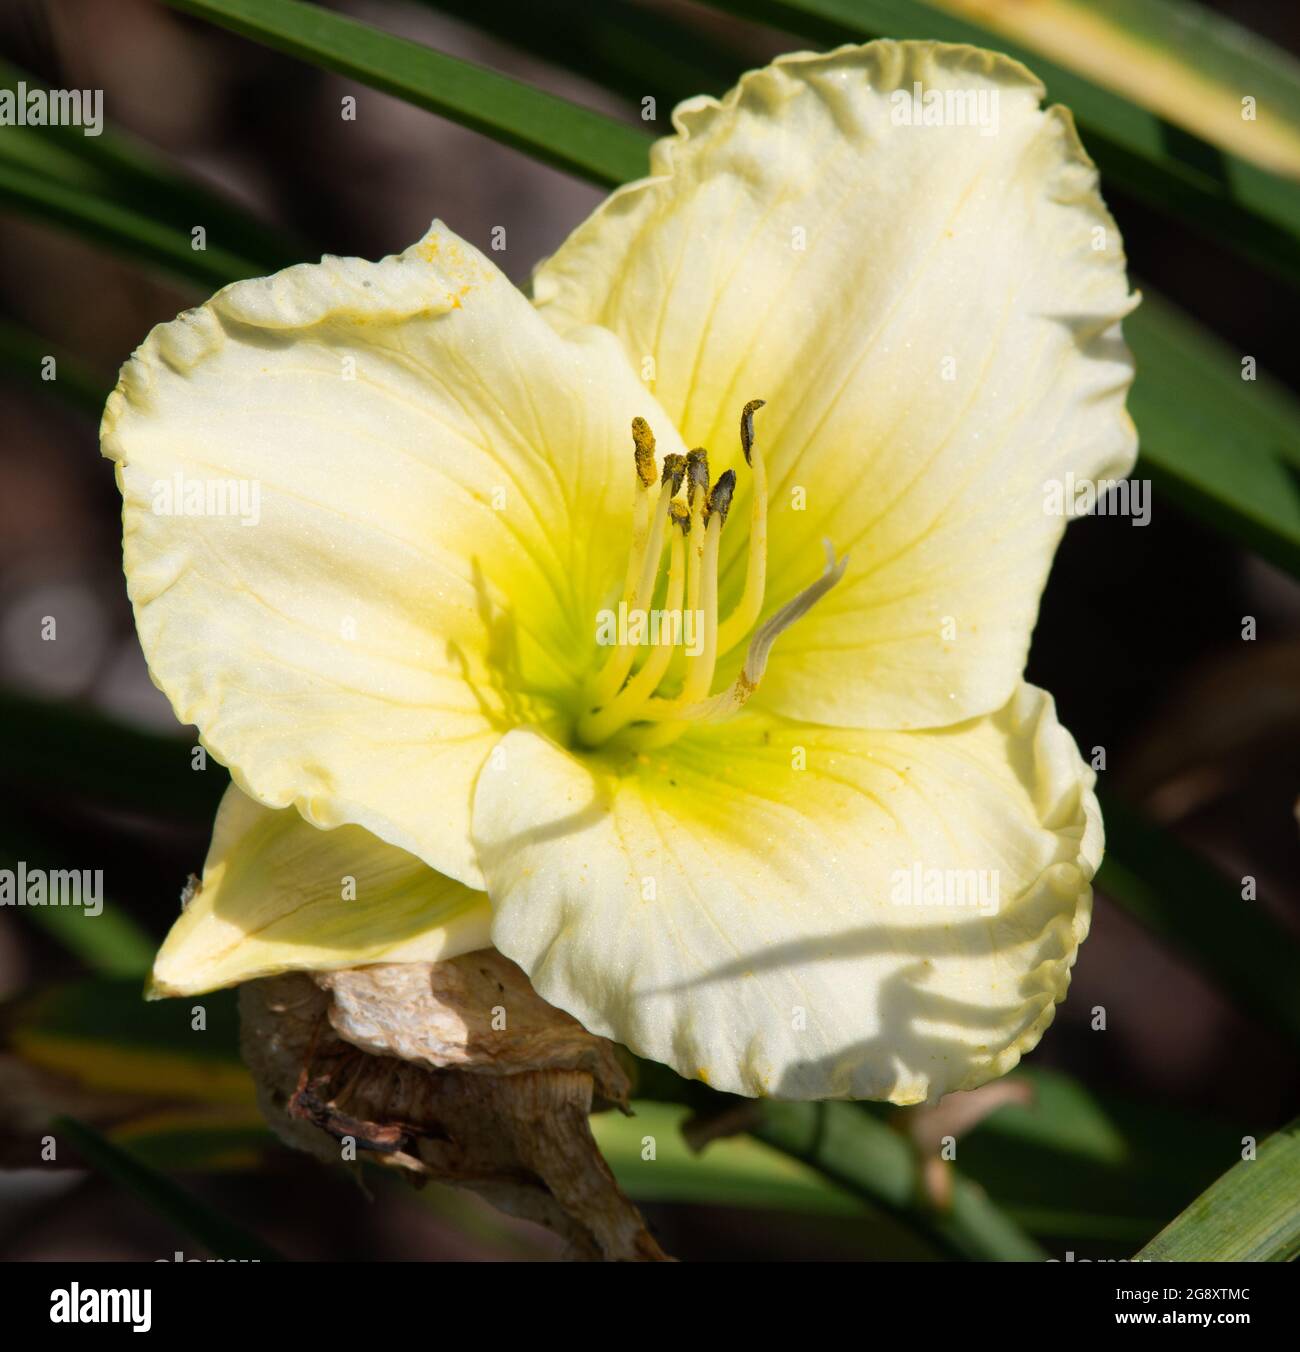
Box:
473, 683, 1099, 1103
534, 40, 1137, 730
103, 222, 686, 887
150, 784, 491, 998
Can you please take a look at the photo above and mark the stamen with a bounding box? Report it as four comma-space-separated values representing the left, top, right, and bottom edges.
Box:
631, 476, 727, 751
680, 450, 709, 628
630, 542, 848, 736
685, 448, 710, 507
576, 524, 687, 745
667, 454, 710, 693
620, 421, 659, 599
631, 416, 657, 488
586, 420, 674, 707
682, 507, 722, 701
740, 397, 763, 467
579, 404, 845, 751
705, 468, 736, 526
716, 399, 768, 655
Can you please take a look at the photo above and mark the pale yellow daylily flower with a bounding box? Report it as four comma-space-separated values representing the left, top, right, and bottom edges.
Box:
105, 41, 1136, 1103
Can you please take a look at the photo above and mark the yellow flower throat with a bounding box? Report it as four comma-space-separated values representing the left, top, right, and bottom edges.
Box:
577, 401, 847, 750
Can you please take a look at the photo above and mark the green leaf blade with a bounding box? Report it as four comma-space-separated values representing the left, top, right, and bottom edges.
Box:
1135, 1115, 1300, 1261
699, 0, 1300, 288
753, 1100, 1048, 1261
0, 159, 267, 290
417, 0, 743, 108
52, 1115, 284, 1261
1127, 292, 1300, 578
162, 0, 651, 186
1096, 793, 1300, 1048
921, 0, 1300, 181
0, 60, 305, 287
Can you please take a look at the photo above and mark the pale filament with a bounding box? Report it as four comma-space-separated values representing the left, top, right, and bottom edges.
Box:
631, 541, 848, 736
586, 471, 675, 709
577, 522, 686, 745
631, 505, 723, 751
716, 399, 768, 656
659, 451, 708, 692
578, 403, 844, 750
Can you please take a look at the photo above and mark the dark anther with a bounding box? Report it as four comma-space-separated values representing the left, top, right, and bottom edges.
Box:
706, 469, 737, 526
662, 452, 686, 495
740, 399, 766, 466
686, 448, 711, 506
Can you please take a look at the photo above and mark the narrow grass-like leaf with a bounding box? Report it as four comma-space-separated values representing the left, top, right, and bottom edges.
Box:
10, 979, 246, 1086
1096, 792, 1300, 1047
963, 1068, 1246, 1247
419, 0, 743, 108
13, 892, 154, 979
0, 689, 227, 824
0, 318, 109, 417
631, 1058, 1043, 1260
52, 1114, 283, 1260
0, 825, 155, 978
1127, 293, 1300, 578
698, 0, 1300, 288
921, 0, 1300, 180
108, 1113, 272, 1172
0, 59, 304, 281
1134, 1114, 1300, 1261
162, 0, 651, 186
593, 1100, 863, 1216
752, 1100, 1047, 1261
0, 159, 267, 290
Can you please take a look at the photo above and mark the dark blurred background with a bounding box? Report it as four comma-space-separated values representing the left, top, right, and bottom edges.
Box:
0, 0, 1296, 1260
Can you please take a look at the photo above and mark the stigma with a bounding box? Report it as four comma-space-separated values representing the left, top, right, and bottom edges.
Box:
578, 402, 847, 749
